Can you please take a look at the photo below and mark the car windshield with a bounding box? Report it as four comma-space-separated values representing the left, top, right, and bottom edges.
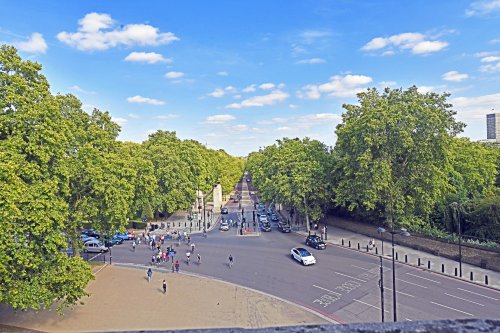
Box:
297, 248, 312, 257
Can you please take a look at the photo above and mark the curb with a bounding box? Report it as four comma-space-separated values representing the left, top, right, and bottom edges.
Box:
293, 230, 500, 293
113, 262, 338, 325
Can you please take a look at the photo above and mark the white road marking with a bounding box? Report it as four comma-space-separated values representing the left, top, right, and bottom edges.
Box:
384, 287, 415, 298
406, 272, 441, 284
351, 264, 370, 271
353, 299, 389, 312
312, 284, 341, 295
396, 278, 428, 289
430, 301, 473, 316
457, 287, 499, 301
405, 318, 413, 321
445, 293, 485, 306
334, 272, 367, 283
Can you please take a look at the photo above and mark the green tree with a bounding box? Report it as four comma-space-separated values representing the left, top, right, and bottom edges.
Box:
333, 87, 464, 229
0, 45, 93, 312
248, 138, 331, 231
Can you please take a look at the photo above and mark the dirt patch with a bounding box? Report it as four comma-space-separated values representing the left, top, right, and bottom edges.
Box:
324, 216, 500, 272
0, 265, 328, 332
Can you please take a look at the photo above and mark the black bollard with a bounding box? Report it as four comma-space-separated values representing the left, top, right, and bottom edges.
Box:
455, 267, 458, 276
428, 260, 431, 269
357, 243, 360, 250
375, 247, 378, 255
485, 275, 489, 285
103, 254, 106, 263
342, 239, 344, 246
418, 258, 421, 266
349, 240, 351, 248
405, 254, 408, 263
470, 272, 473, 281
396, 252, 398, 261
441, 264, 445, 273
366, 245, 369, 252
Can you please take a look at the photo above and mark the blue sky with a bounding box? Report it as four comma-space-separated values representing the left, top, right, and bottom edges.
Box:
2, 1, 500, 156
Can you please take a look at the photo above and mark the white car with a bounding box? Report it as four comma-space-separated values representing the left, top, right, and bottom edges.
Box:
219, 222, 230, 231
259, 215, 268, 223
290, 247, 316, 266
84, 239, 108, 253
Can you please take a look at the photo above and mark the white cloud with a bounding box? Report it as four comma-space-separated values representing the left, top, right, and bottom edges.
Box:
259, 83, 275, 90
233, 124, 248, 132
234, 95, 242, 99
112, 117, 128, 126
15, 32, 47, 54
362, 32, 448, 55
57, 12, 179, 51
299, 30, 332, 44
479, 62, 500, 72
296, 58, 326, 64
156, 114, 179, 119
242, 84, 257, 93
442, 71, 469, 82
124, 51, 171, 64
226, 90, 289, 109
225, 86, 238, 93
490, 38, 500, 44
277, 126, 293, 131
217, 71, 228, 76
379, 81, 397, 87
165, 71, 184, 79
289, 104, 299, 109
208, 88, 225, 98
128, 113, 140, 119
451, 93, 500, 119
297, 74, 372, 99
205, 114, 236, 124
70, 85, 96, 94
127, 95, 165, 105
466, 0, 500, 16
481, 56, 500, 62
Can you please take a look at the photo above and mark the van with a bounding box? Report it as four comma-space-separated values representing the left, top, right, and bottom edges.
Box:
84, 239, 108, 253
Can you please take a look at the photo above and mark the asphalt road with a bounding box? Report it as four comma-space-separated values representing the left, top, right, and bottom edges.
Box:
108, 179, 500, 324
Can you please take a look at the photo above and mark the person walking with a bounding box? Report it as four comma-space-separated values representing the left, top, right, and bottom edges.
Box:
162, 279, 167, 294
132, 240, 136, 251
147, 268, 152, 282
228, 254, 234, 268
191, 243, 195, 253
175, 260, 180, 273
197, 253, 201, 264
186, 251, 191, 265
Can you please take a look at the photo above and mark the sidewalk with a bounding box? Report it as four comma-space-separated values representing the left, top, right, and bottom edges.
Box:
278, 210, 500, 290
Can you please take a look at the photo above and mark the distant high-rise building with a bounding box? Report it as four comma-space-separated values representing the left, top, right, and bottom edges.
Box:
486, 113, 500, 140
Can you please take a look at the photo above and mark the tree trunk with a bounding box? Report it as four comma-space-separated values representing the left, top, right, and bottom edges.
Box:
304, 195, 310, 232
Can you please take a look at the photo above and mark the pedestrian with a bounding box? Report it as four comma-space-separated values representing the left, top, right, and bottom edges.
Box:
132, 240, 136, 251
171, 261, 175, 273
175, 260, 180, 273
162, 251, 166, 262
147, 268, 152, 282
162, 279, 167, 294
151, 254, 155, 265
197, 253, 201, 264
191, 243, 195, 252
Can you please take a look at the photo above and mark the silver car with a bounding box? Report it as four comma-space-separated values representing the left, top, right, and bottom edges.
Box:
84, 239, 108, 253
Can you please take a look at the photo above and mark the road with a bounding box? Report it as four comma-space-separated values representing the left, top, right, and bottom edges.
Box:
108, 178, 500, 324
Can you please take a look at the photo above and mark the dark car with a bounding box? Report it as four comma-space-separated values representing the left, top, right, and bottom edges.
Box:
278, 222, 291, 233
221, 207, 229, 214
261, 222, 272, 232
82, 228, 100, 239
306, 235, 326, 250
271, 213, 279, 221
104, 235, 124, 247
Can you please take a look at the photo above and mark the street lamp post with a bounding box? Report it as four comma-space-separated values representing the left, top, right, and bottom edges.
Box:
378, 256, 384, 323
451, 202, 463, 277
376, 227, 410, 322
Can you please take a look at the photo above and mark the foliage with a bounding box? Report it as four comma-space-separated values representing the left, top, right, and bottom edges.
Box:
247, 138, 332, 230
333, 86, 464, 229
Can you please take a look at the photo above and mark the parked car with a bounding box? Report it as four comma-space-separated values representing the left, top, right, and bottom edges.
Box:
83, 239, 108, 253
82, 228, 100, 239
115, 232, 129, 241
81, 234, 97, 243
261, 222, 272, 232
219, 221, 230, 231
221, 207, 229, 214
306, 235, 326, 250
127, 229, 136, 240
271, 213, 279, 221
103, 235, 123, 247
278, 222, 291, 233
290, 247, 316, 265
